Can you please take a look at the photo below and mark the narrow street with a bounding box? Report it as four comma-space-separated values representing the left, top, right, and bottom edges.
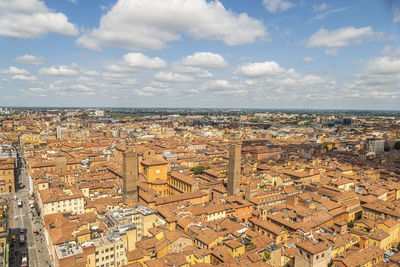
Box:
8, 146, 52, 267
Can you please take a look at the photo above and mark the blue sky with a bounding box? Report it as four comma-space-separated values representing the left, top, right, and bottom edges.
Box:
0, 0, 400, 109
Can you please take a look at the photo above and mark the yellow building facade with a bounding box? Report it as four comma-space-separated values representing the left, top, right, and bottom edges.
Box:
0, 158, 15, 193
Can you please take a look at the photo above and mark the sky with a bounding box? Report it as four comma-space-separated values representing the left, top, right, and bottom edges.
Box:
0, 0, 400, 109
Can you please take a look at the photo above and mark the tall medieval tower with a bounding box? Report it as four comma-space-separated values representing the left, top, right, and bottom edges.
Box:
227, 143, 241, 196
123, 141, 138, 205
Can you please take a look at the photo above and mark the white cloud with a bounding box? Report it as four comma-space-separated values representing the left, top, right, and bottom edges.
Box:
363, 57, 400, 75
172, 65, 203, 73
11, 74, 38, 81
29, 87, 45, 92
325, 48, 339, 56
123, 53, 166, 69
205, 79, 230, 89
306, 26, 384, 48
133, 86, 172, 97
68, 84, 95, 93
81, 70, 99, 76
200, 79, 247, 96
14, 54, 45, 65
76, 0, 267, 50
102, 53, 167, 85
133, 89, 155, 97
236, 61, 285, 78
313, 3, 327, 12
196, 70, 213, 79
171, 64, 214, 79
103, 64, 125, 73
154, 72, 194, 82
0, 0, 78, 38
310, 7, 350, 22
341, 48, 400, 101
44, 80, 99, 96
180, 52, 227, 68
39, 65, 78, 76
262, 0, 295, 13
303, 56, 315, 63
0, 66, 30, 75
394, 9, 400, 23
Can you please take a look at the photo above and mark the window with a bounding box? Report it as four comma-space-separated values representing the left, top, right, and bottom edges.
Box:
307, 254, 310, 260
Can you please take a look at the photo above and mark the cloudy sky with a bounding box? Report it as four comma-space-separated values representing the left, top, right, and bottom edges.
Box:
0, 0, 400, 109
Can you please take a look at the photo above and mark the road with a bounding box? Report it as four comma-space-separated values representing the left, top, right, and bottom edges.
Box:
8, 146, 52, 267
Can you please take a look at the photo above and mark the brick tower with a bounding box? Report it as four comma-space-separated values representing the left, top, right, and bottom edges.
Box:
123, 141, 138, 205
227, 143, 241, 196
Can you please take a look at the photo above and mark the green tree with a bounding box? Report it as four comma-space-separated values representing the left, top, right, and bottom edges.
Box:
190, 165, 206, 175
263, 251, 271, 261
347, 220, 354, 228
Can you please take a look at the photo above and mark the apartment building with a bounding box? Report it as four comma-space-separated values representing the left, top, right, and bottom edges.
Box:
0, 158, 15, 193
93, 234, 126, 267
38, 187, 85, 215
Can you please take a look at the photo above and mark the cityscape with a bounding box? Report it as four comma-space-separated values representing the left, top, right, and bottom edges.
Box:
0, 108, 399, 267
1, 0, 400, 267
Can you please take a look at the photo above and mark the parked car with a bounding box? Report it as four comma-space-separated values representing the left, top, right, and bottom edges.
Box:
19, 234, 25, 244
21, 255, 27, 267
